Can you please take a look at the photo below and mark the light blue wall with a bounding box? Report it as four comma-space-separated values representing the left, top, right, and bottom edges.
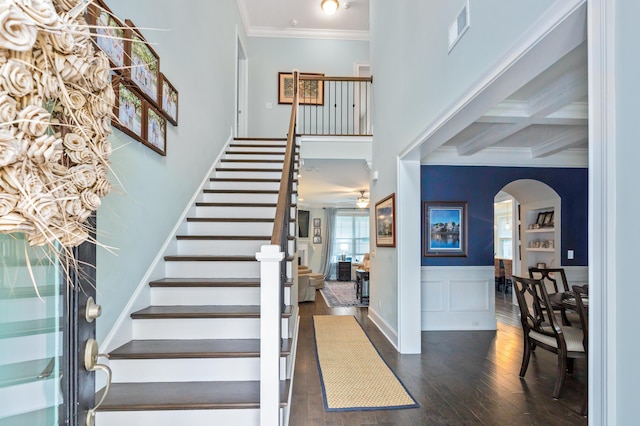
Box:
615, 0, 640, 420
247, 37, 369, 136
96, 0, 245, 341
369, 0, 555, 332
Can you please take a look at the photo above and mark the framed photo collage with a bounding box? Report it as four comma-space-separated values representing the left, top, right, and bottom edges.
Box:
87, 1, 179, 156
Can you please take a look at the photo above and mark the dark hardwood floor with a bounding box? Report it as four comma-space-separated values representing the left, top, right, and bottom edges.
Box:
289, 290, 587, 425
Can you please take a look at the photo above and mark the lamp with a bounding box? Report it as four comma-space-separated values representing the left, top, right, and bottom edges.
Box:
504, 217, 512, 231
340, 243, 348, 261
356, 190, 369, 208
321, 0, 339, 15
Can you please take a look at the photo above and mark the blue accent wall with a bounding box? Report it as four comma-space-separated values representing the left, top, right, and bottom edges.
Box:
421, 166, 588, 266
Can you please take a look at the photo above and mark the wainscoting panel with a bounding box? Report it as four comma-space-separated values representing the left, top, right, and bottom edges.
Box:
421, 266, 496, 331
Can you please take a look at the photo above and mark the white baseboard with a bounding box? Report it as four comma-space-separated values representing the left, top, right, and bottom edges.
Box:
367, 307, 398, 350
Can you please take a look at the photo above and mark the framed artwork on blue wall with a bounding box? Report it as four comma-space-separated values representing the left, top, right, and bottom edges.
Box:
423, 201, 468, 257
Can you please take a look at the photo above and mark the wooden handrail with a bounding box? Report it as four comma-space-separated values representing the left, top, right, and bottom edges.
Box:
299, 75, 373, 83
271, 71, 299, 247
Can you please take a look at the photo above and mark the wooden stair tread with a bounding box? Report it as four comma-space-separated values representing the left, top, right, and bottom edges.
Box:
131, 305, 293, 319
215, 168, 292, 172
96, 380, 290, 411
187, 217, 276, 222
0, 285, 59, 299
203, 189, 280, 194
195, 202, 296, 207
225, 151, 286, 155
209, 177, 298, 183
164, 255, 256, 262
221, 159, 285, 163
233, 137, 287, 141
175, 235, 293, 241
148, 278, 293, 288
109, 338, 292, 359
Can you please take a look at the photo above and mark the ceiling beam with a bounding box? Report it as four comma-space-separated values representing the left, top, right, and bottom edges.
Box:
530, 127, 588, 158
527, 67, 588, 117
457, 122, 528, 156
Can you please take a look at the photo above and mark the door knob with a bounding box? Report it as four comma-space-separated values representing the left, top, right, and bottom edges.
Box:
85, 297, 102, 323
84, 338, 111, 426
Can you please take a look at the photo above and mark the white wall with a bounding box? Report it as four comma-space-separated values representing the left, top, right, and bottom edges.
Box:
247, 37, 369, 137
95, 0, 246, 342
369, 0, 556, 343
613, 0, 640, 420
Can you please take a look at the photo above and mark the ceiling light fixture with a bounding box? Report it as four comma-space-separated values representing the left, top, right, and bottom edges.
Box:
356, 190, 369, 208
321, 0, 339, 15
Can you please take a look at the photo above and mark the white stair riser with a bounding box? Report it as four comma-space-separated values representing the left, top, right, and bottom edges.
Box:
218, 162, 284, 170
151, 287, 259, 305
201, 193, 278, 203
176, 240, 294, 256
224, 153, 285, 161
229, 146, 285, 153
195, 206, 276, 218
176, 239, 265, 256
132, 318, 290, 340
207, 180, 282, 191
186, 222, 274, 235
0, 333, 62, 365
96, 408, 262, 426
150, 286, 292, 306
214, 170, 284, 179
165, 261, 260, 278
109, 357, 287, 383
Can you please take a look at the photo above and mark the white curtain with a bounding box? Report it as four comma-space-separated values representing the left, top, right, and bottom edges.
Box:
319, 208, 336, 279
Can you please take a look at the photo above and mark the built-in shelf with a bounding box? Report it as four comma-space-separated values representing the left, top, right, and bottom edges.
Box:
525, 248, 555, 252
524, 228, 555, 234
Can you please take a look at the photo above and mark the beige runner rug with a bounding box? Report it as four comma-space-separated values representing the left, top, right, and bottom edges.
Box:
313, 315, 419, 411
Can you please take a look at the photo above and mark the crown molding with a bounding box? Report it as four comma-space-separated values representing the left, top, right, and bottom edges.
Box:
423, 146, 588, 168
246, 26, 369, 41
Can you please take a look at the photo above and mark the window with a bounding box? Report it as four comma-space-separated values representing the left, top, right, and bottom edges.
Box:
331, 210, 370, 269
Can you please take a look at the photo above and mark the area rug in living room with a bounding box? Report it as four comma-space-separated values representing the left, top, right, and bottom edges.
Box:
319, 280, 368, 307
313, 315, 419, 411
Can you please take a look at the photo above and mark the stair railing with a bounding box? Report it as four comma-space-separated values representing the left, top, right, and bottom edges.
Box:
257, 70, 299, 426
297, 74, 373, 136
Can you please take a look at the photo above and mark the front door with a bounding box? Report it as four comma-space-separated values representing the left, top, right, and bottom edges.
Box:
0, 222, 98, 425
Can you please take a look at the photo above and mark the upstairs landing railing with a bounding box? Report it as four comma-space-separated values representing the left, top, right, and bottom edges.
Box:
297, 75, 373, 136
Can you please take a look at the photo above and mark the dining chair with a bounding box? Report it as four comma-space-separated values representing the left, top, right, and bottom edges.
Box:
495, 258, 505, 291
512, 275, 586, 399
572, 284, 589, 416
528, 267, 575, 326
503, 259, 513, 294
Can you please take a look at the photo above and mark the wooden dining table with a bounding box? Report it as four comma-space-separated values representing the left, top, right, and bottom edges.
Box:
548, 291, 588, 326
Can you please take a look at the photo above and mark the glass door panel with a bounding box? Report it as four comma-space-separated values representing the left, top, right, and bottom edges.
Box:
0, 234, 62, 425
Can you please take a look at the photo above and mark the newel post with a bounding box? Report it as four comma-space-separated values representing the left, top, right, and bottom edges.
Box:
256, 244, 284, 426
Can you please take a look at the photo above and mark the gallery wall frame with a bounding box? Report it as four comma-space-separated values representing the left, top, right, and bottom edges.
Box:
159, 72, 178, 125
423, 201, 468, 257
86, 0, 126, 71
143, 101, 167, 156
112, 77, 144, 143
125, 19, 160, 105
375, 193, 396, 247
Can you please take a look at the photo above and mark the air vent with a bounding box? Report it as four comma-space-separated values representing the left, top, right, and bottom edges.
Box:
448, 1, 470, 53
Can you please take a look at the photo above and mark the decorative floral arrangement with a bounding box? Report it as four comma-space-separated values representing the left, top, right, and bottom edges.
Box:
0, 0, 114, 248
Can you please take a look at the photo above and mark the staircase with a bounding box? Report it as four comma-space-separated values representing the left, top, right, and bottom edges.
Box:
95, 138, 299, 426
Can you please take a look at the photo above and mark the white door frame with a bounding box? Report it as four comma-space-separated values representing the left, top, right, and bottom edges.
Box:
235, 28, 248, 138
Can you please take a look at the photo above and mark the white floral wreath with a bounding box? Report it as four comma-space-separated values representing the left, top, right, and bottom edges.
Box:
0, 0, 114, 248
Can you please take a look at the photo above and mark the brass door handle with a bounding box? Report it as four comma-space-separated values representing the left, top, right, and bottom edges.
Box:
84, 338, 111, 426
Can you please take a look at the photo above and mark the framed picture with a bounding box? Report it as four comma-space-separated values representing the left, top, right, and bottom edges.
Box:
314, 227, 321, 236
423, 201, 468, 257
536, 212, 546, 226
537, 262, 547, 269
313, 236, 322, 244
159, 73, 178, 125
313, 218, 321, 227
112, 78, 144, 142
125, 19, 160, 104
375, 193, 396, 247
543, 211, 554, 227
278, 72, 324, 105
87, 0, 126, 70
143, 102, 167, 156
